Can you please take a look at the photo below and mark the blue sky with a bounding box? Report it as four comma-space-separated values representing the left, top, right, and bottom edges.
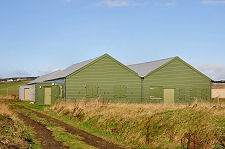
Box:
0, 0, 225, 80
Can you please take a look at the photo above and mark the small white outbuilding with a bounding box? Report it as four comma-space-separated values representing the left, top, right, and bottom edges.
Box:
19, 85, 35, 102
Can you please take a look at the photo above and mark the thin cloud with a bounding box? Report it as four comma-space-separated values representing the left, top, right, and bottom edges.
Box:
37, 65, 62, 76
37, 65, 54, 76
197, 63, 225, 80
154, 1, 177, 7
7, 69, 31, 78
201, 0, 225, 4
64, 0, 72, 3
164, 2, 176, 6
0, 73, 5, 79
94, 0, 177, 7
94, 0, 147, 7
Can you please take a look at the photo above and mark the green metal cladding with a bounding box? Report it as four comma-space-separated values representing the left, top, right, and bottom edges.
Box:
35, 83, 63, 105
34, 54, 211, 104
142, 57, 211, 103
66, 54, 142, 103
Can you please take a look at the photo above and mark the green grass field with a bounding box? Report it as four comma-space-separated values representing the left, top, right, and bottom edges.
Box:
0, 82, 27, 96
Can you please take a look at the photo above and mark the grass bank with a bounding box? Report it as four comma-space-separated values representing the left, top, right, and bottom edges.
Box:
47, 100, 225, 148
0, 102, 38, 148
13, 105, 97, 149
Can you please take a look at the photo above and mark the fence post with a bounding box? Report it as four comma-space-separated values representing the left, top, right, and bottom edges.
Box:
7, 88, 8, 96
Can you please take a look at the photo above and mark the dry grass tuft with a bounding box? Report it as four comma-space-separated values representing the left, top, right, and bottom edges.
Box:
0, 102, 33, 148
49, 99, 225, 148
0, 102, 14, 117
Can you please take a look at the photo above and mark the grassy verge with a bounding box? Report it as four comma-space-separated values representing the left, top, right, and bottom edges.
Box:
14, 101, 128, 147
0, 102, 39, 148
48, 101, 225, 148
13, 106, 97, 149
13, 100, 225, 148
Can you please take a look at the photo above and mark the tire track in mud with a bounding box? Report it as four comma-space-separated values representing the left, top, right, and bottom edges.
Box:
17, 112, 68, 149
15, 104, 125, 149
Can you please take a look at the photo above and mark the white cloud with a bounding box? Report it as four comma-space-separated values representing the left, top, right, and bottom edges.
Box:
197, 63, 225, 80
164, 2, 176, 6
94, 0, 147, 7
0, 66, 63, 79
0, 74, 4, 79
201, 0, 225, 4
37, 65, 62, 76
37, 65, 54, 76
6, 69, 31, 78
153, 1, 177, 7
94, 0, 176, 7
64, 0, 72, 3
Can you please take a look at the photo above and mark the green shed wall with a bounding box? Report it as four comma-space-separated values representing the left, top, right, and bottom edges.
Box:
66, 56, 141, 103
143, 58, 211, 103
35, 83, 63, 105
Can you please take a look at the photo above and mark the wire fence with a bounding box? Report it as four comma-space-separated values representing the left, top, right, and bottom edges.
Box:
0, 87, 19, 96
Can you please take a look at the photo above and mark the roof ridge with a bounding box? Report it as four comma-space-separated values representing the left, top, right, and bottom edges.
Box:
41, 70, 61, 78
27, 70, 62, 84
27, 54, 106, 83
66, 56, 99, 69
127, 57, 176, 66
44, 55, 104, 81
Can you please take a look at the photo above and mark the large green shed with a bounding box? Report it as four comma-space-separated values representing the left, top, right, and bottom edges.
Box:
33, 54, 141, 104
128, 57, 212, 103
28, 54, 211, 105
65, 54, 141, 102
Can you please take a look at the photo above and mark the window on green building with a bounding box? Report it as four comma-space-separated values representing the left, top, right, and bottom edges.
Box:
149, 86, 163, 100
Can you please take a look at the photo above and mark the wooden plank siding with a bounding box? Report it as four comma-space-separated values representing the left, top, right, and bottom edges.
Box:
66, 56, 142, 103
143, 58, 211, 103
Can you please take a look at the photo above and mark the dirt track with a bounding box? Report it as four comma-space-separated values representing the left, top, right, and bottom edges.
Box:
15, 104, 125, 149
17, 112, 68, 149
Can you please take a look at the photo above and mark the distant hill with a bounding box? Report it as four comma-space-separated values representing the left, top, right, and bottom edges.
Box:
212, 80, 225, 83
0, 77, 37, 83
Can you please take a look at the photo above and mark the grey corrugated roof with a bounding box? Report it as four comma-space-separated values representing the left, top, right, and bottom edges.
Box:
28, 56, 99, 84
28, 55, 175, 84
45, 57, 98, 81
27, 70, 62, 85
127, 57, 175, 77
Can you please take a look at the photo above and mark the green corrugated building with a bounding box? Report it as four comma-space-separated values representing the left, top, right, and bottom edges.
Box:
65, 54, 141, 102
30, 54, 141, 104
25, 54, 211, 105
128, 56, 211, 104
